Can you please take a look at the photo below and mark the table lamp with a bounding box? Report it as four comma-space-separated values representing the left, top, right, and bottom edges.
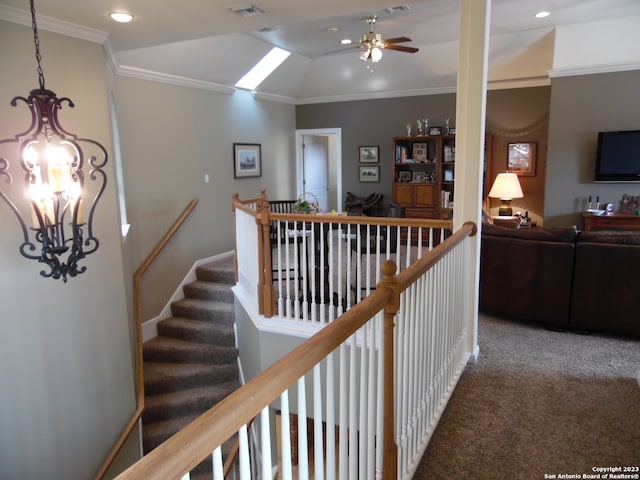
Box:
488, 173, 523, 216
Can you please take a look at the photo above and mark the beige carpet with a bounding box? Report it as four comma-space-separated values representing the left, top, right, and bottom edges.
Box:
413, 313, 640, 480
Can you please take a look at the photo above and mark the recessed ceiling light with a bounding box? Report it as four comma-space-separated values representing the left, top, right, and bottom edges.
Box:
340, 38, 352, 45
110, 12, 133, 23
535, 10, 550, 18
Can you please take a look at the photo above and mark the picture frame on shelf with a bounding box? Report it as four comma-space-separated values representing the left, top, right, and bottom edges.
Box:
359, 146, 379, 163
412, 171, 425, 182
449, 128, 456, 135
233, 143, 262, 178
398, 170, 412, 182
359, 166, 380, 182
428, 126, 443, 136
443, 169, 454, 182
507, 142, 536, 176
412, 142, 428, 162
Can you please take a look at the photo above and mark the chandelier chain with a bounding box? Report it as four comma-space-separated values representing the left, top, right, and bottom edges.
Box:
30, 0, 45, 90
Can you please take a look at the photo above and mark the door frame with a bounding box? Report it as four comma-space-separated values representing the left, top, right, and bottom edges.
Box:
295, 128, 342, 211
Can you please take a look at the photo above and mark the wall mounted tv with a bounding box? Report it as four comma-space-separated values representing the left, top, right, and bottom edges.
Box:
595, 130, 640, 182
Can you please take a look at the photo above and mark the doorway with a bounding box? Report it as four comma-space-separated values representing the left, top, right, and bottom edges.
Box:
295, 128, 342, 212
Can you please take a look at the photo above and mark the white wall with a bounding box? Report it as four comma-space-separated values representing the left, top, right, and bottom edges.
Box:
0, 21, 135, 479
112, 78, 297, 319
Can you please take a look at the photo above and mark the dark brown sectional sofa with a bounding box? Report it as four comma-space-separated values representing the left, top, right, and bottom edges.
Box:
479, 223, 640, 337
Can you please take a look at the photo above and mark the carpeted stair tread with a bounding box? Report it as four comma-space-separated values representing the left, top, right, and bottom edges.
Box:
144, 336, 238, 365
170, 298, 235, 324
183, 280, 234, 302
143, 381, 240, 423
196, 261, 235, 285
156, 316, 235, 346
143, 414, 201, 453
144, 362, 239, 395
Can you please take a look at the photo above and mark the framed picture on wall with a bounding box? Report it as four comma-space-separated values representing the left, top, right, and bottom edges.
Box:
507, 142, 536, 176
359, 146, 379, 163
233, 143, 262, 178
359, 166, 379, 182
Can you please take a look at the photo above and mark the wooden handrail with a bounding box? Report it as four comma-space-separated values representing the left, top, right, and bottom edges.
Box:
395, 221, 477, 291
115, 216, 477, 480
94, 199, 199, 480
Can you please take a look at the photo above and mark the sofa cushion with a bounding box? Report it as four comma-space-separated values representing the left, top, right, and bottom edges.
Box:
481, 224, 578, 243
577, 230, 640, 245
570, 240, 640, 337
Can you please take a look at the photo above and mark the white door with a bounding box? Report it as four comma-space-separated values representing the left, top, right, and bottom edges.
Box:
295, 128, 342, 213
302, 135, 329, 211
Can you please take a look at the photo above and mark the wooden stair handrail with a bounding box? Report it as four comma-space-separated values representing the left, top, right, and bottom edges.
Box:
94, 199, 199, 480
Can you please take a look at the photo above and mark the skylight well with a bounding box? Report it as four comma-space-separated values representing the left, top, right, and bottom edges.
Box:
235, 47, 291, 91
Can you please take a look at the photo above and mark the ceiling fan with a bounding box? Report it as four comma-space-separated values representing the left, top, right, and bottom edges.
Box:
357, 15, 419, 63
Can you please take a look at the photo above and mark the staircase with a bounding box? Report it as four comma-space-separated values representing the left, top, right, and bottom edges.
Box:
142, 255, 240, 456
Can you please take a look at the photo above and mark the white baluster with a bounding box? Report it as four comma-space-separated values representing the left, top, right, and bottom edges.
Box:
297, 377, 309, 479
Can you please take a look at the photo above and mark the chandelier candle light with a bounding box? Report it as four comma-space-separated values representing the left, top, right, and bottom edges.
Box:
0, 0, 108, 282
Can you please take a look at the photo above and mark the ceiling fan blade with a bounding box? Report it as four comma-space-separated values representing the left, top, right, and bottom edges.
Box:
384, 44, 419, 53
384, 36, 412, 44
323, 45, 361, 56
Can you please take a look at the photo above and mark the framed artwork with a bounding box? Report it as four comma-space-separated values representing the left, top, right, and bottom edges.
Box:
507, 142, 536, 176
412, 171, 425, 182
233, 143, 262, 178
359, 146, 379, 163
412, 143, 427, 162
429, 126, 443, 136
359, 166, 379, 182
398, 170, 412, 182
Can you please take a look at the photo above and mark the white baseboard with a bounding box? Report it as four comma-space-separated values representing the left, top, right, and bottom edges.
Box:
142, 251, 235, 342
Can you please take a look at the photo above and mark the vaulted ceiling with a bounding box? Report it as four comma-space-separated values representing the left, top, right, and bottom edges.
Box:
1, 0, 639, 103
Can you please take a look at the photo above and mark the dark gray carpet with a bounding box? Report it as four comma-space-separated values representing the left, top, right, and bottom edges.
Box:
413, 313, 640, 480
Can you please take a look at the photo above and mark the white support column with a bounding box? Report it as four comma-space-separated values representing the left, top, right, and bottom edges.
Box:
453, 0, 491, 360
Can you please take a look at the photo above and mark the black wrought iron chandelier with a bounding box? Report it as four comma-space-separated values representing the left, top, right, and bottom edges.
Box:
0, 0, 108, 282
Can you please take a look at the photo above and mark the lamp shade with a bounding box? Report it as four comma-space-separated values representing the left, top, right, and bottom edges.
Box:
488, 173, 523, 200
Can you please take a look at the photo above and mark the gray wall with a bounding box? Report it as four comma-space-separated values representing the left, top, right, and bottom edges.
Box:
0, 21, 134, 479
296, 95, 457, 209
545, 70, 640, 226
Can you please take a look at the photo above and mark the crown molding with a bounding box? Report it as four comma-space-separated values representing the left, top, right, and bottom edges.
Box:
114, 64, 235, 95
251, 91, 296, 104
549, 61, 640, 78
295, 85, 457, 105
0, 4, 107, 44
487, 76, 551, 90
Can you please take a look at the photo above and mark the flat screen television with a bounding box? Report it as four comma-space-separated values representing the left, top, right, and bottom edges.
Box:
595, 130, 640, 182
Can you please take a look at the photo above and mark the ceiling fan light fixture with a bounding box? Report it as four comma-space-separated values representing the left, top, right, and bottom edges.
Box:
360, 46, 382, 63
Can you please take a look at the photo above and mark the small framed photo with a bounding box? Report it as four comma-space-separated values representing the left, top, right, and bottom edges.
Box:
412, 143, 428, 162
429, 126, 443, 136
359, 166, 379, 182
449, 128, 456, 135
359, 146, 379, 163
233, 143, 262, 178
507, 142, 536, 176
412, 171, 425, 182
398, 170, 412, 182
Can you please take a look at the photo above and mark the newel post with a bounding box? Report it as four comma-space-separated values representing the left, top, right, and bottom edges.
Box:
378, 259, 400, 480
257, 200, 274, 317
